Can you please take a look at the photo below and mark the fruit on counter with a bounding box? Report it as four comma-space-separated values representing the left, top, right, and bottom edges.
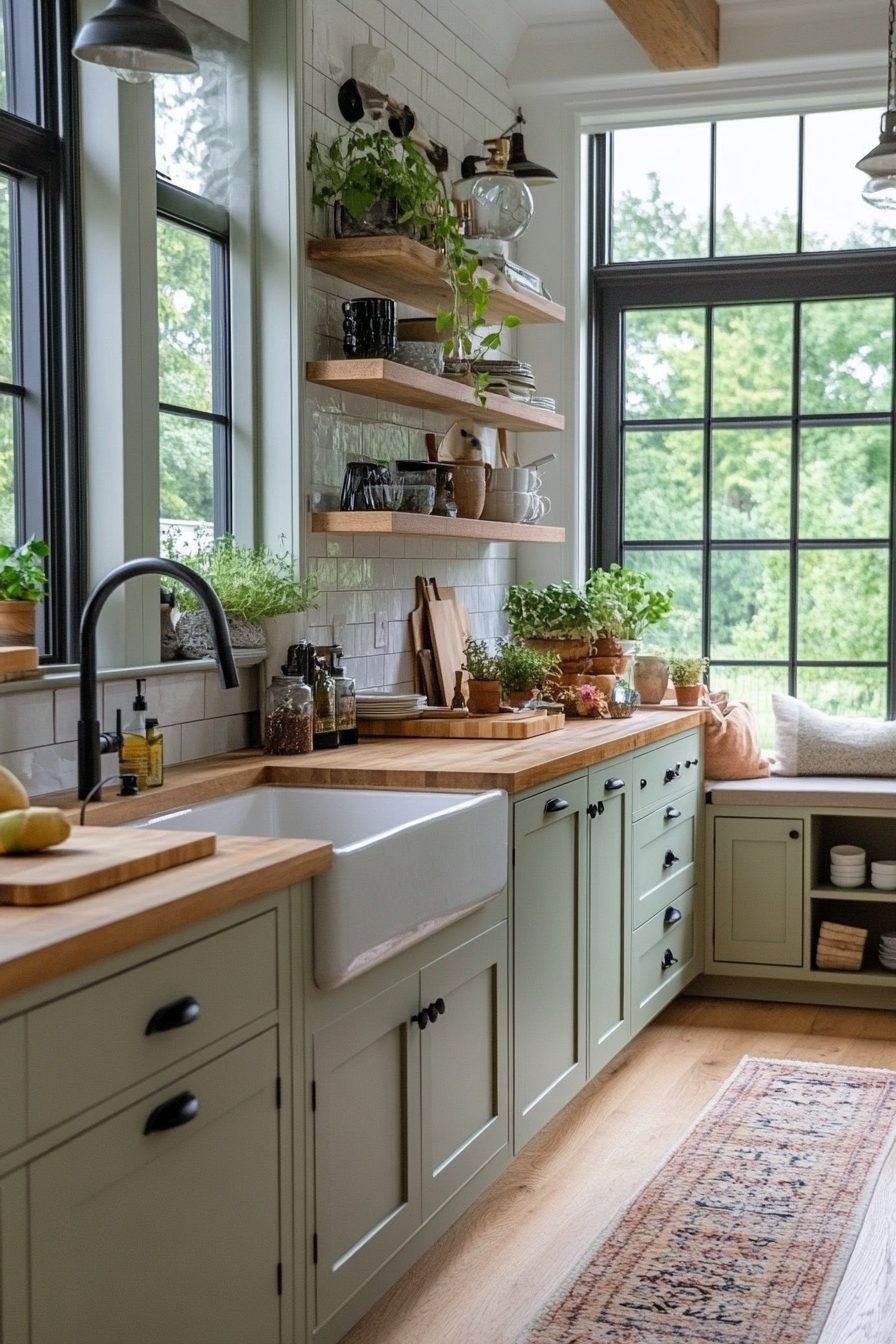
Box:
0, 765, 29, 812
0, 807, 71, 853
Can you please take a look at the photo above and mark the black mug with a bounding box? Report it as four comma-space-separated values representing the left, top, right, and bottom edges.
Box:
343, 298, 397, 359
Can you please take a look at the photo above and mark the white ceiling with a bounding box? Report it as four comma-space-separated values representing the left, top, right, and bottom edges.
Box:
502, 0, 798, 23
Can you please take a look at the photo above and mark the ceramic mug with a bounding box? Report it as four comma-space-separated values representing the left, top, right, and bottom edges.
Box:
342, 298, 397, 359
453, 462, 493, 519
482, 490, 533, 524
523, 494, 551, 522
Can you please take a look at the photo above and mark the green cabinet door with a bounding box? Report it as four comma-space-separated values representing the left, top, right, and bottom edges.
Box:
714, 817, 804, 966
29, 1031, 281, 1344
587, 763, 632, 1078
420, 923, 508, 1221
1, 1170, 28, 1344
312, 974, 422, 1329
513, 777, 588, 1150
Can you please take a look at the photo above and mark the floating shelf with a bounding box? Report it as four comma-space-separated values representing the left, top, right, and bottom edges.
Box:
307, 236, 565, 326
306, 360, 564, 433
310, 511, 565, 544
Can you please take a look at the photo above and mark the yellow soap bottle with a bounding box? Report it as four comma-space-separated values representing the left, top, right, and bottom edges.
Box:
119, 679, 149, 790
145, 717, 164, 787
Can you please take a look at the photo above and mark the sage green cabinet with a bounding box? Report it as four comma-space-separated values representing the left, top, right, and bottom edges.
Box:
513, 777, 588, 1150
587, 763, 632, 1078
0, 1169, 28, 1344
0, 1016, 25, 1157
310, 922, 508, 1331
29, 1030, 281, 1344
714, 817, 804, 966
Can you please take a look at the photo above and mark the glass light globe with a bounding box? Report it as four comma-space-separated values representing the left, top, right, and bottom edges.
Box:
469, 174, 533, 241
862, 175, 896, 209
111, 66, 156, 83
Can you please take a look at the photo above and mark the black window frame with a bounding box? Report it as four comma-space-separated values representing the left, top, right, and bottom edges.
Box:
157, 178, 232, 540
0, 0, 84, 661
589, 128, 896, 718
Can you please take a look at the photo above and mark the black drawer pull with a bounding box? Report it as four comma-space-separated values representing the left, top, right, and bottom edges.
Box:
427, 998, 446, 1023
605, 777, 625, 791
664, 766, 680, 784
661, 949, 679, 971
685, 757, 699, 768
586, 801, 606, 819
663, 850, 680, 869
544, 797, 568, 814
640, 778, 647, 789
145, 995, 201, 1036
664, 806, 681, 820
143, 1091, 199, 1135
412, 1009, 430, 1030
664, 907, 682, 925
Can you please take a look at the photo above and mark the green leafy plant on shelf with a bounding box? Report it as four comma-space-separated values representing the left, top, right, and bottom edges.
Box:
585, 564, 674, 642
162, 533, 319, 626
668, 654, 709, 687
461, 637, 502, 682
503, 581, 594, 642
496, 640, 558, 695
0, 538, 49, 602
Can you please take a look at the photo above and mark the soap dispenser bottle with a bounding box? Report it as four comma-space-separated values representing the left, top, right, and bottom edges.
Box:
313, 659, 339, 751
119, 679, 150, 790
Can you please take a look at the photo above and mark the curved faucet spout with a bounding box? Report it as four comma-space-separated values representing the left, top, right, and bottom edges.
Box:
77, 558, 239, 800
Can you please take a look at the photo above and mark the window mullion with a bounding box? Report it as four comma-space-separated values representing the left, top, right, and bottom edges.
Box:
788, 303, 802, 699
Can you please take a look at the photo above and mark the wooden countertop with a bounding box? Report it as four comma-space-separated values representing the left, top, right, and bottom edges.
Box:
0, 833, 332, 1003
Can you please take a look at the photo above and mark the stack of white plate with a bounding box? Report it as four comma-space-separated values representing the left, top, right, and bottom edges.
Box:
878, 931, 896, 972
356, 693, 427, 720
830, 845, 866, 888
871, 860, 896, 891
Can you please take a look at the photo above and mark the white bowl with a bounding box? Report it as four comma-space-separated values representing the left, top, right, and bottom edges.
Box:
829, 861, 866, 875
830, 872, 866, 889
831, 845, 866, 861
871, 876, 896, 890
871, 860, 896, 873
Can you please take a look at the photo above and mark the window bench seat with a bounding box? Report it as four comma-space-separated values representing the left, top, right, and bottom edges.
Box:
707, 776, 896, 810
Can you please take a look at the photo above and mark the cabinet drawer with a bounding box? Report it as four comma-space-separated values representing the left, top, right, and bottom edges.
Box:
632, 791, 698, 928
0, 1015, 25, 1156
632, 731, 701, 817
631, 887, 695, 1033
27, 911, 278, 1135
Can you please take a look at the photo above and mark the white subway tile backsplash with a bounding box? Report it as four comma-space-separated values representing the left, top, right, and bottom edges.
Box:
0, 690, 56, 754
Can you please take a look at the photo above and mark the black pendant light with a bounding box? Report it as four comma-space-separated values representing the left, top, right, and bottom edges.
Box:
73, 0, 198, 82
857, 0, 896, 209
501, 110, 558, 188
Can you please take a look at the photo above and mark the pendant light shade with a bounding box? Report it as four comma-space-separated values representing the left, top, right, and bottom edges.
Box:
73, 0, 198, 82
506, 130, 558, 188
857, 0, 896, 208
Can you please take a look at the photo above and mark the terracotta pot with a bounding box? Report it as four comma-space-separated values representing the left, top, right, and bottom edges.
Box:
508, 689, 535, 708
452, 463, 492, 520
525, 637, 590, 662
466, 679, 502, 714
0, 600, 36, 648
593, 637, 625, 673
587, 656, 620, 675
674, 683, 703, 706
633, 655, 670, 705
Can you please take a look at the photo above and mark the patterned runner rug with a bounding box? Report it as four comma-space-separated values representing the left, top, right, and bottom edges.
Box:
518, 1055, 896, 1344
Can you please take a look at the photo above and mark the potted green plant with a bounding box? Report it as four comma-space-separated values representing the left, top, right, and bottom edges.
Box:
163, 533, 319, 656
503, 582, 593, 663
585, 565, 674, 671
461, 637, 502, 714
0, 537, 49, 647
497, 640, 559, 708
668, 654, 709, 707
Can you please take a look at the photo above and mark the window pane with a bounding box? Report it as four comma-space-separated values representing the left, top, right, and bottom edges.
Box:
712, 429, 791, 540
798, 548, 889, 660
611, 123, 711, 262
0, 176, 12, 383
796, 666, 888, 718
709, 664, 788, 749
800, 298, 893, 415
624, 308, 705, 420
624, 430, 703, 541
714, 116, 799, 257
711, 549, 790, 660
0, 395, 14, 546
803, 108, 896, 252
158, 219, 213, 413
160, 412, 214, 540
799, 425, 891, 539
154, 5, 247, 206
623, 548, 702, 650
0, 8, 7, 111
712, 304, 793, 418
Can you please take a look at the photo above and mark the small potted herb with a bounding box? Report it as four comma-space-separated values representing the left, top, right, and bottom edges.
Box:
497, 640, 559, 707
0, 538, 49, 647
503, 582, 593, 663
461, 637, 502, 714
668, 654, 709, 707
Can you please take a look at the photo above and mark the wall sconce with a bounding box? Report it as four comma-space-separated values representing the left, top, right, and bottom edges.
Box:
501, 110, 559, 188
453, 138, 534, 242
338, 73, 449, 175
72, 0, 197, 83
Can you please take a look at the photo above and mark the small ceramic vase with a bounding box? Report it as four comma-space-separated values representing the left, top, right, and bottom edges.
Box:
633, 655, 670, 705
453, 463, 493, 519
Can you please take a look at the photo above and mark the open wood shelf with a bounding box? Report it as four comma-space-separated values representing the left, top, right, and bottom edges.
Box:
310, 511, 565, 544
306, 359, 564, 432
307, 236, 565, 326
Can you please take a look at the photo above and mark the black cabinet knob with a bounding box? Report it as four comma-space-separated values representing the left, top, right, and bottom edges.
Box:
664, 806, 681, 820
684, 757, 700, 768
412, 1009, 429, 1029
434, 998, 445, 1016
661, 949, 679, 971
663, 850, 680, 869
640, 778, 647, 789
544, 797, 568, 814
143, 1091, 199, 1135
789, 830, 800, 839
664, 907, 682, 925
663, 767, 680, 784
605, 777, 625, 791
586, 803, 598, 819
145, 995, 201, 1036
414, 999, 446, 1029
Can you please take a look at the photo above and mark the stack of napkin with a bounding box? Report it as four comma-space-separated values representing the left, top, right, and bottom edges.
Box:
815, 920, 867, 972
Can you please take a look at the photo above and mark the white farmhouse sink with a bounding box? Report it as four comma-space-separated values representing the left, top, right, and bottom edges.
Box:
128, 787, 508, 990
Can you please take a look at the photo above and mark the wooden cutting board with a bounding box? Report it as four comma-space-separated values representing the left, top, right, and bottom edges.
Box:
409, 577, 432, 693
0, 645, 38, 673
0, 826, 217, 906
358, 710, 565, 740
426, 596, 468, 706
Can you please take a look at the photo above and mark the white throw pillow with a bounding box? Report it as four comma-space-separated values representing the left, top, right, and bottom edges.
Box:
771, 694, 896, 777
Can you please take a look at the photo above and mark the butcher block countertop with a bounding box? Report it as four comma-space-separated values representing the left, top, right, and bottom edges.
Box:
0, 833, 332, 1002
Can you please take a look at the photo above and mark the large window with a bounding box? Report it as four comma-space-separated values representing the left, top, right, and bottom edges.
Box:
593, 110, 896, 739
0, 0, 81, 658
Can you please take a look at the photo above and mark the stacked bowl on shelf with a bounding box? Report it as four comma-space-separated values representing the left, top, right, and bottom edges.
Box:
830, 845, 866, 888
879, 932, 896, 972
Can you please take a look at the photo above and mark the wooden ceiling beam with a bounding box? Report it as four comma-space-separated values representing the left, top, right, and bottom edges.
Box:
602, 0, 720, 71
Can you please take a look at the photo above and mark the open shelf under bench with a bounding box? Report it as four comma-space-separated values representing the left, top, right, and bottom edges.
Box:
307, 236, 565, 325
310, 511, 565, 543
305, 359, 564, 432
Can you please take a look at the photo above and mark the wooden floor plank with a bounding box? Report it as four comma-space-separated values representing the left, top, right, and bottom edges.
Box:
342, 1000, 896, 1344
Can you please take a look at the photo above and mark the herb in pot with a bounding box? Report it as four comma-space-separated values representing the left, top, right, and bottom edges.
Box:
461, 637, 502, 682
497, 640, 558, 696
585, 565, 674, 642
162, 533, 319, 625
0, 538, 49, 602
503, 581, 593, 642
668, 654, 709, 687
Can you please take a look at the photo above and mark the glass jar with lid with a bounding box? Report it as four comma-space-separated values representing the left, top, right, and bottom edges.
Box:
264, 676, 313, 755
